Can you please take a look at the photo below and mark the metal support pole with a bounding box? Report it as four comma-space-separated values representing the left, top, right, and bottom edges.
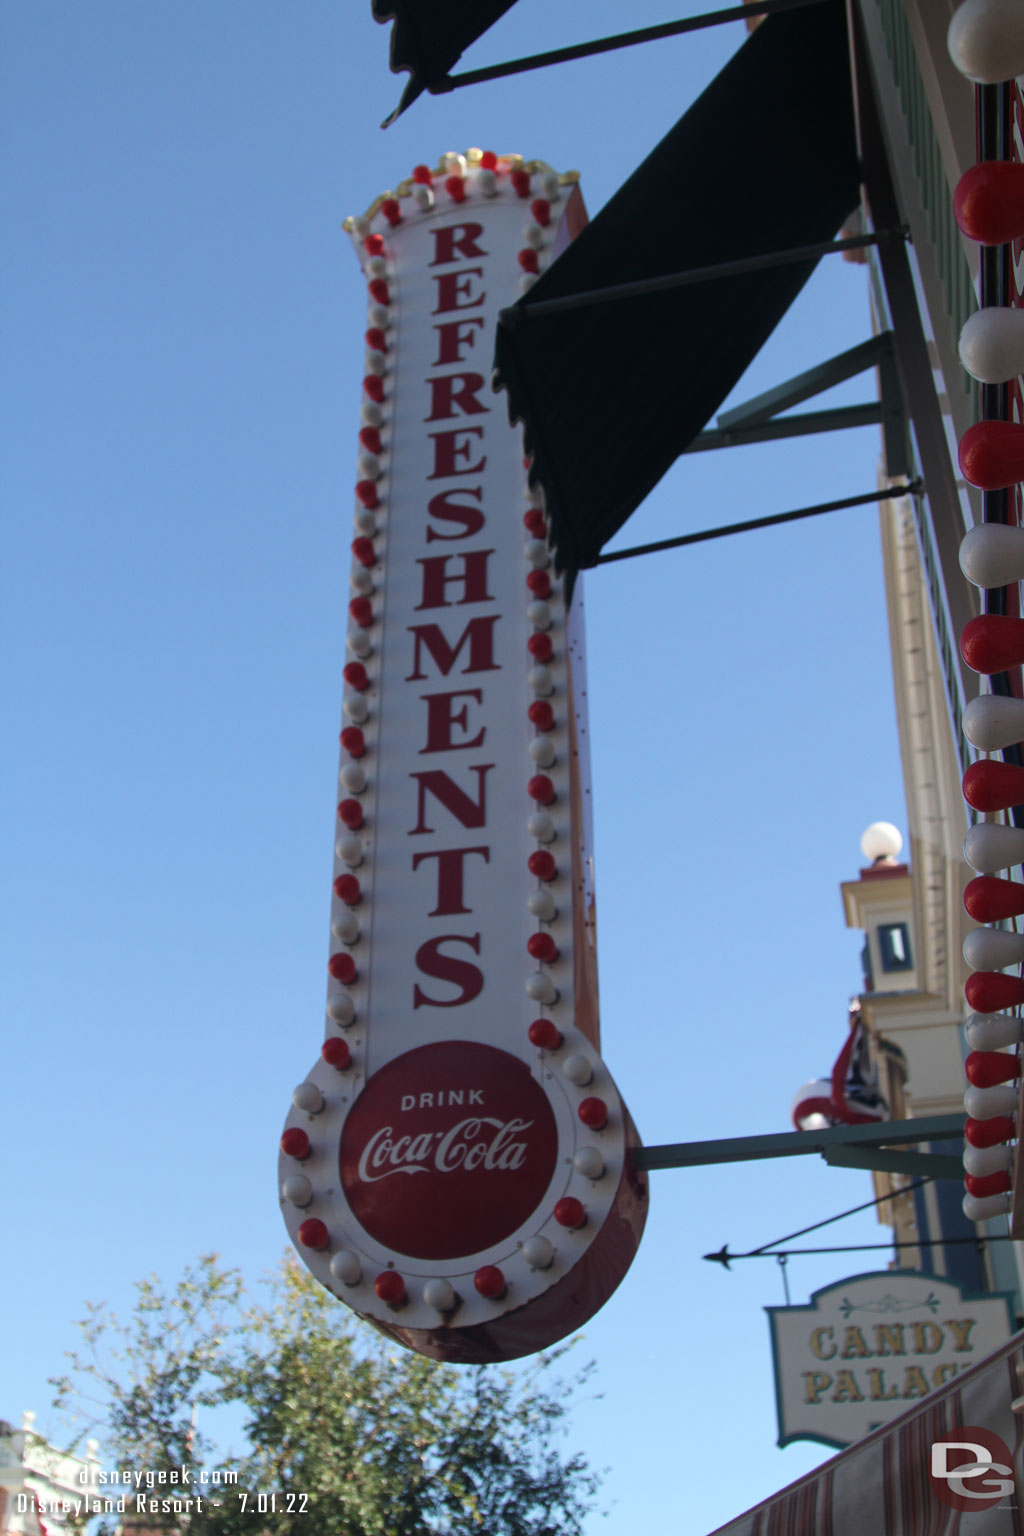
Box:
431, 0, 829, 94
592, 481, 922, 566
500, 230, 909, 326
635, 1113, 965, 1176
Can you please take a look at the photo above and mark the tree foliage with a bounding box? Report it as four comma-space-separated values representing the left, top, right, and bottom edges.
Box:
51, 1255, 600, 1536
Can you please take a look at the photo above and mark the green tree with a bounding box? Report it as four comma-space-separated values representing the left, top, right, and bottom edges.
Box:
51, 1255, 600, 1536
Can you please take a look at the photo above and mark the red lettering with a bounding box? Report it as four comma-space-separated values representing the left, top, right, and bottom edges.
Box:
412, 846, 490, 915
413, 934, 484, 1008
419, 690, 484, 752
433, 318, 485, 366
425, 372, 489, 421
410, 765, 493, 833
429, 427, 486, 477
430, 224, 487, 265
432, 269, 485, 314
407, 616, 500, 679
425, 488, 485, 541
416, 549, 494, 609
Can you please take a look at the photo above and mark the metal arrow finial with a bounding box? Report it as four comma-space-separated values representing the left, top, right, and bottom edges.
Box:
703, 1245, 732, 1270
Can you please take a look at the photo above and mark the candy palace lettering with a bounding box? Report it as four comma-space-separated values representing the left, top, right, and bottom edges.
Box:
801, 1318, 978, 1405
357, 1116, 533, 1181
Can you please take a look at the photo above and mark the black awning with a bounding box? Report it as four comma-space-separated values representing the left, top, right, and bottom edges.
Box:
493, 0, 862, 579
372, 0, 520, 123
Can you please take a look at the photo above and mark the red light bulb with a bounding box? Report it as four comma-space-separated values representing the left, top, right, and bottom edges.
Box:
479, 151, 498, 170
445, 176, 466, 203
362, 375, 385, 403
961, 614, 1024, 674
966, 971, 1024, 1012
355, 480, 379, 509
528, 1018, 562, 1049
528, 701, 555, 731
965, 1170, 1012, 1198
343, 662, 369, 692
328, 953, 356, 984
578, 1097, 608, 1130
528, 774, 555, 805
340, 726, 366, 758
554, 1196, 585, 1228
530, 198, 551, 226
965, 874, 1024, 923
528, 633, 553, 663
966, 1050, 1022, 1088
368, 278, 390, 305
474, 1265, 506, 1299
352, 537, 376, 567
364, 233, 385, 256
518, 248, 539, 274
298, 1218, 330, 1251
523, 508, 547, 537
412, 164, 433, 185
338, 799, 364, 830
966, 1115, 1015, 1147
321, 1037, 352, 1071
359, 425, 383, 452
380, 198, 401, 227
963, 759, 1024, 812
348, 597, 373, 628
333, 874, 362, 904
280, 1127, 311, 1160
954, 162, 1024, 245
959, 421, 1024, 491
528, 850, 557, 881
528, 932, 559, 963
511, 169, 531, 198
374, 1271, 406, 1305
527, 570, 551, 597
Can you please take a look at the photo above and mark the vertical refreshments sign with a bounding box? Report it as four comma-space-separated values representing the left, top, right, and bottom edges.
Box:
278, 151, 647, 1363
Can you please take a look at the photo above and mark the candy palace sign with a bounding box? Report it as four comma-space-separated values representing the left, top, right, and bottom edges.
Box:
767, 1270, 1013, 1448
278, 152, 647, 1362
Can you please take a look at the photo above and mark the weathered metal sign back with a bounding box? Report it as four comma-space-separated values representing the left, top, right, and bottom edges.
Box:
279, 151, 647, 1362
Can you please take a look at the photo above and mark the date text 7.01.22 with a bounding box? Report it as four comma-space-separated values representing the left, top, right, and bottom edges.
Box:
237, 1493, 309, 1514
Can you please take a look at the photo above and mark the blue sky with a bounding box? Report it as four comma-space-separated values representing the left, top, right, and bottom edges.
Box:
4, 3, 911, 1530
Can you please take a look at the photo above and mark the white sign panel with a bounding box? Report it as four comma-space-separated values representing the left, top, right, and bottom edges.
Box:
768, 1269, 1014, 1448
277, 152, 648, 1363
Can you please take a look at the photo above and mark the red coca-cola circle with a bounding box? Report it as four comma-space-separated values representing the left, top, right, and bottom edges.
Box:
340, 1041, 558, 1261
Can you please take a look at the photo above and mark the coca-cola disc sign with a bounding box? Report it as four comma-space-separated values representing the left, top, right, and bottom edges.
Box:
341, 1043, 558, 1260
278, 151, 648, 1362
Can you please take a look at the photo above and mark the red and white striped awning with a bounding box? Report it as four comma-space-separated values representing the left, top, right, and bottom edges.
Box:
709, 1331, 1024, 1535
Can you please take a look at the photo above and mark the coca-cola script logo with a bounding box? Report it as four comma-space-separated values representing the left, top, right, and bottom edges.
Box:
340, 1042, 558, 1260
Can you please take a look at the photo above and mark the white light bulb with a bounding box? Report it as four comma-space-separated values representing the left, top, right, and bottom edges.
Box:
330, 1250, 362, 1285
281, 1174, 313, 1207
326, 994, 355, 1025
293, 1082, 324, 1115
524, 1235, 553, 1268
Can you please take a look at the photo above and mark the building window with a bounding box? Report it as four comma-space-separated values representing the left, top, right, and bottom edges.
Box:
879, 922, 913, 972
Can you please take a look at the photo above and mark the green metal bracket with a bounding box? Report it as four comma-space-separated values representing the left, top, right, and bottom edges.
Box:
681, 329, 909, 468
822, 1145, 963, 1178
634, 1113, 965, 1177
683, 402, 883, 454
717, 333, 895, 430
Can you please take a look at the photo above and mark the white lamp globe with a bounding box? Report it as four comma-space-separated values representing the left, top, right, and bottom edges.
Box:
860, 822, 903, 862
